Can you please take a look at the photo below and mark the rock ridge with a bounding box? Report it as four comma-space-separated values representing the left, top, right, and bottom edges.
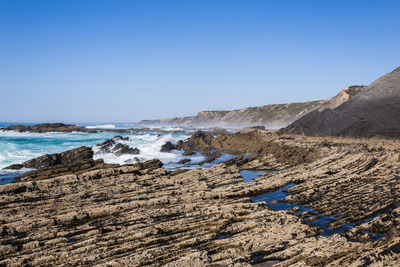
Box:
283, 66, 400, 137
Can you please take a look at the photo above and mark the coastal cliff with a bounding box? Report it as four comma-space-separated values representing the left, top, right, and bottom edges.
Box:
284, 67, 400, 137
140, 86, 365, 129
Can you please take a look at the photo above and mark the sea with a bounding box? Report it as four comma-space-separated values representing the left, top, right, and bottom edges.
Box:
0, 122, 234, 184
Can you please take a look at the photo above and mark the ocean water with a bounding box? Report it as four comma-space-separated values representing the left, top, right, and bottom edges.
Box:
0, 123, 209, 183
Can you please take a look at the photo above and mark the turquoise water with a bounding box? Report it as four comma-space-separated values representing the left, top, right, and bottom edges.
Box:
0, 123, 211, 181
0, 130, 128, 169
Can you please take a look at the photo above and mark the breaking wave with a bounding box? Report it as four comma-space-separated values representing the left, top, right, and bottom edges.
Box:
86, 124, 116, 129
92, 133, 205, 168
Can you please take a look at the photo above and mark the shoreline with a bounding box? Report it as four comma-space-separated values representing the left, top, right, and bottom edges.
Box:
1, 128, 400, 265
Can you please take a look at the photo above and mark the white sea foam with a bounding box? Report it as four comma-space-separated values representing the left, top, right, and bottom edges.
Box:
86, 124, 116, 129
0, 130, 120, 169
0, 127, 232, 174
92, 133, 195, 166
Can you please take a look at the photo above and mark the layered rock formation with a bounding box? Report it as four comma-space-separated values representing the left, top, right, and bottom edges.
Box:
140, 86, 365, 129
284, 67, 400, 137
1, 131, 400, 265
95, 136, 140, 156
4, 146, 118, 182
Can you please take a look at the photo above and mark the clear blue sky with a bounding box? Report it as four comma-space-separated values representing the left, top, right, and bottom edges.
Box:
1, 0, 399, 123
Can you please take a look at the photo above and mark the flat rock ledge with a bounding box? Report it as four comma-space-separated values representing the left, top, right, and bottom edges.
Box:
1, 131, 400, 266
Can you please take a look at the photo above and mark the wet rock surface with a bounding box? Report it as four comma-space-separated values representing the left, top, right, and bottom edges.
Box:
176, 130, 319, 166
4, 146, 119, 182
5, 146, 95, 171
113, 143, 140, 156
1, 131, 400, 266
96, 136, 140, 156
160, 141, 177, 152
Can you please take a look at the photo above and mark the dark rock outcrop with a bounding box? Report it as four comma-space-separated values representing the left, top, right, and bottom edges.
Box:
96, 136, 140, 156
97, 139, 117, 154
160, 141, 177, 152
3, 146, 118, 182
283, 67, 400, 137
1, 123, 97, 133
5, 146, 94, 171
113, 143, 140, 156
177, 130, 319, 165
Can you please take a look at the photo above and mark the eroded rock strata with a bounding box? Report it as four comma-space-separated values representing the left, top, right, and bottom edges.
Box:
1, 131, 400, 266
4, 146, 118, 182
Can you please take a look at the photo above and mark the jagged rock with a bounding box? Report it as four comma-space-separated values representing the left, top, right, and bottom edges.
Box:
3, 146, 119, 182
112, 143, 140, 156
179, 131, 214, 155
4, 146, 94, 171
177, 130, 318, 165
160, 141, 177, 152
97, 139, 117, 154
96, 136, 139, 156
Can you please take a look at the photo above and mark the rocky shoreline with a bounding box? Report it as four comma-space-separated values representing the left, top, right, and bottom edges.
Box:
1, 130, 400, 266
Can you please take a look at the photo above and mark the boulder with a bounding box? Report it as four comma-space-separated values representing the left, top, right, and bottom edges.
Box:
3, 146, 118, 182
5, 146, 94, 171
160, 141, 177, 152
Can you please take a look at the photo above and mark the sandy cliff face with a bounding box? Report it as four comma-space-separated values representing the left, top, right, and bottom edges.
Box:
140, 86, 365, 129
318, 85, 366, 111
284, 67, 400, 137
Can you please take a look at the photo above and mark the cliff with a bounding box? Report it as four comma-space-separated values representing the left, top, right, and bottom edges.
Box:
284, 67, 400, 137
140, 86, 365, 129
